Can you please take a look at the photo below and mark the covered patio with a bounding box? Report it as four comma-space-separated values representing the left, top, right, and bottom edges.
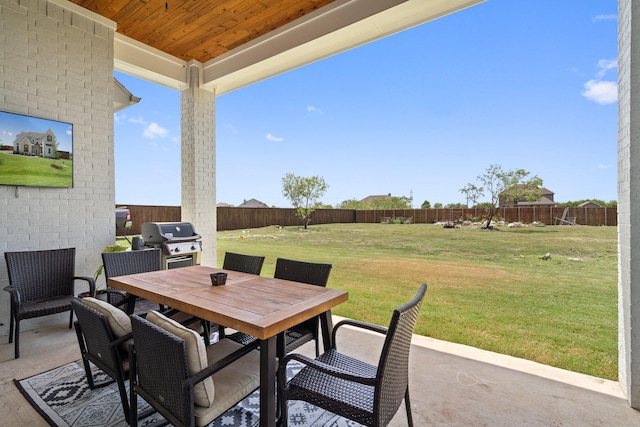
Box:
1, 0, 640, 422
1, 318, 639, 425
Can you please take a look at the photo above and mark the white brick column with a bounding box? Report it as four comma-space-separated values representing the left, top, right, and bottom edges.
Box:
618, 0, 640, 408
181, 63, 217, 267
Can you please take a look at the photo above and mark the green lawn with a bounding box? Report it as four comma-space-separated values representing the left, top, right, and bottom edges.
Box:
214, 223, 618, 380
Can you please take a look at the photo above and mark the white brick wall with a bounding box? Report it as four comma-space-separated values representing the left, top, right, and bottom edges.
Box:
618, 0, 640, 408
618, 0, 630, 399
0, 0, 117, 335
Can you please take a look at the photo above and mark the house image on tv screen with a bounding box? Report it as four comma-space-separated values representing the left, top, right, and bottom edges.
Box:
13, 129, 59, 158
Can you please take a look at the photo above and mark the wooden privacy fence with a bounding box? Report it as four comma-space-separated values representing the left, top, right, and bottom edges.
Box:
117, 205, 617, 235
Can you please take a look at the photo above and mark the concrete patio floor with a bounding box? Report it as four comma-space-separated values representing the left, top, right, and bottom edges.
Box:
0, 315, 638, 426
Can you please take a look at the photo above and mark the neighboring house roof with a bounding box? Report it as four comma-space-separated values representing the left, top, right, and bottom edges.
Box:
513, 196, 556, 206
500, 186, 556, 207
579, 201, 602, 208
360, 193, 392, 204
216, 203, 234, 207
237, 198, 269, 208
539, 187, 554, 196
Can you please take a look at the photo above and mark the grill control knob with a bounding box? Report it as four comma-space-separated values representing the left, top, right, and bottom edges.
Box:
174, 247, 180, 253
191, 245, 196, 250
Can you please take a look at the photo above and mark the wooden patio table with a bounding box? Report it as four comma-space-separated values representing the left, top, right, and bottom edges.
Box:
108, 265, 348, 427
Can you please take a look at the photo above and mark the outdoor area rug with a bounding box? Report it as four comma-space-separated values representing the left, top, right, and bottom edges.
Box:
15, 359, 358, 427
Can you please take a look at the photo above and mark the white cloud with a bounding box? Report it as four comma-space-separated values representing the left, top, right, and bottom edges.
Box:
266, 133, 284, 142
143, 122, 169, 139
582, 58, 618, 105
582, 80, 618, 105
596, 59, 617, 77
582, 80, 618, 104
129, 116, 148, 125
596, 164, 607, 170
592, 14, 617, 23
66, 126, 72, 136
307, 105, 323, 115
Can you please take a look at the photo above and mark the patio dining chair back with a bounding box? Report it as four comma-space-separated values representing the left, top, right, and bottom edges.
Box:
279, 283, 427, 427
102, 248, 162, 313
3, 247, 95, 358
275, 257, 333, 355
71, 297, 133, 423
222, 251, 265, 275
274, 257, 332, 287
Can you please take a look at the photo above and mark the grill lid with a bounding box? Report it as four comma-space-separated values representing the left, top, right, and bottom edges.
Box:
141, 222, 201, 244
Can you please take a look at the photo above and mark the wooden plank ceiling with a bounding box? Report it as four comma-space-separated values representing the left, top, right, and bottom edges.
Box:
69, 0, 337, 63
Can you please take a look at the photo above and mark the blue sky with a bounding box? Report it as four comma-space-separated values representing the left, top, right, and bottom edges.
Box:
113, 0, 618, 208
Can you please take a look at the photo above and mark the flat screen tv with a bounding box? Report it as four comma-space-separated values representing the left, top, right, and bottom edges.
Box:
0, 110, 73, 188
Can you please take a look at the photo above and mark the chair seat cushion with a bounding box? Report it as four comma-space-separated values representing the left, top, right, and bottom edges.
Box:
145, 310, 214, 408
81, 297, 131, 338
194, 339, 260, 427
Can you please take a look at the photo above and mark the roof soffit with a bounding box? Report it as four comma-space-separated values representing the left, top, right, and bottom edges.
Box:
65, 0, 485, 93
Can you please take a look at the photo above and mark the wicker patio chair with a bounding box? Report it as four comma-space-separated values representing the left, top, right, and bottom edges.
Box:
71, 297, 138, 423
102, 249, 162, 313
222, 251, 265, 275
128, 311, 261, 427
278, 283, 427, 427
227, 257, 332, 356
102, 249, 211, 344
275, 258, 332, 355
3, 247, 95, 359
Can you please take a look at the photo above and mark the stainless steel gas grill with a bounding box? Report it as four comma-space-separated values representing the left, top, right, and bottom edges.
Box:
141, 222, 202, 269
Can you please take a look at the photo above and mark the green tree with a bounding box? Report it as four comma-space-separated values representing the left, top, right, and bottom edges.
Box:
433, 203, 443, 209
461, 164, 543, 229
337, 198, 366, 209
421, 200, 431, 209
281, 173, 328, 229
474, 201, 493, 209
337, 195, 413, 210
370, 196, 412, 210
557, 199, 617, 208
